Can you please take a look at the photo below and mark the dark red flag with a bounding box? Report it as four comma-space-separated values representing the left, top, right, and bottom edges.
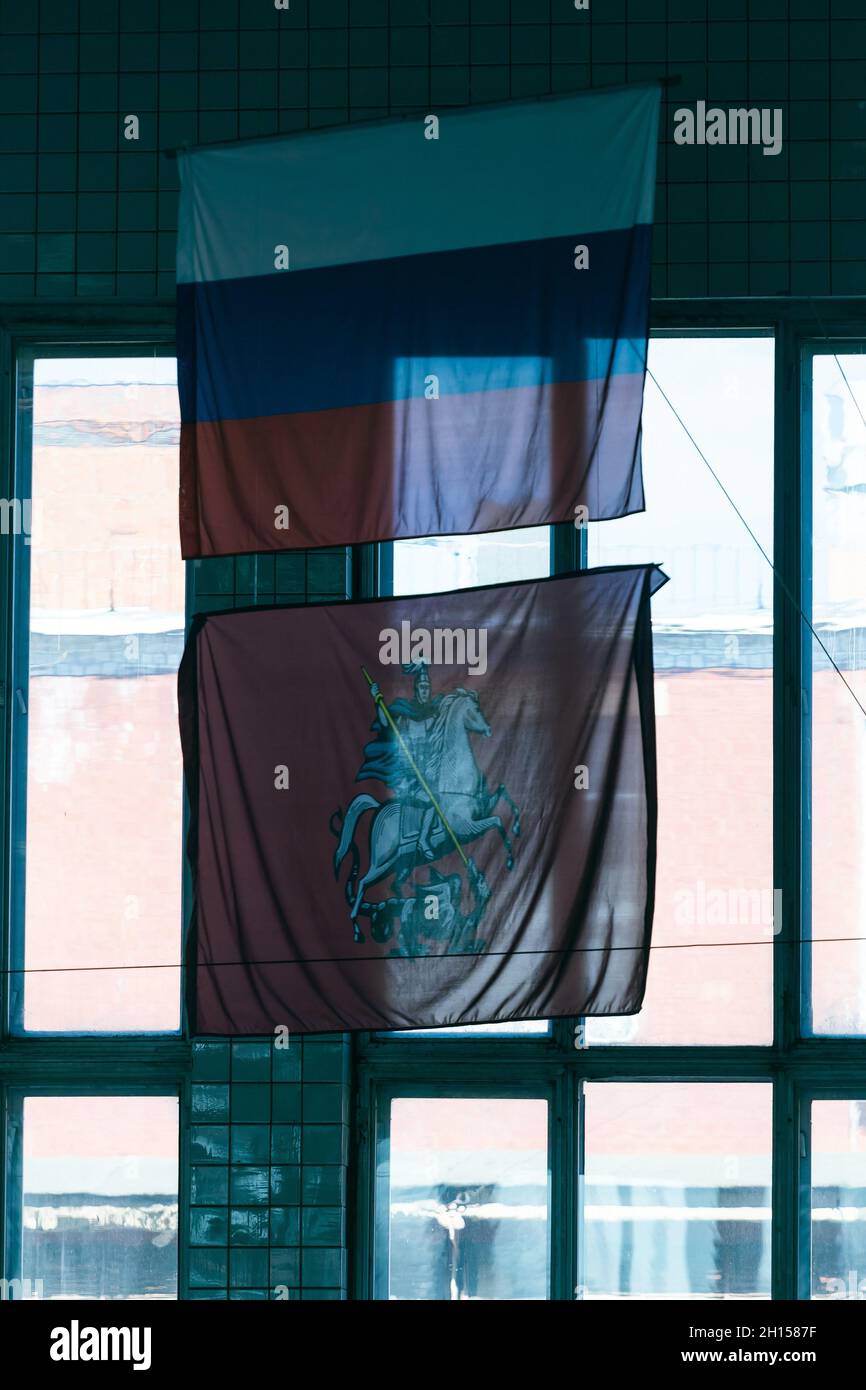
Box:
179, 565, 665, 1034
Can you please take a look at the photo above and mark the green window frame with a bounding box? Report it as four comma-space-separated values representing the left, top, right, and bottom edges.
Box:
0, 315, 190, 1299
352, 304, 866, 1301
0, 303, 864, 1300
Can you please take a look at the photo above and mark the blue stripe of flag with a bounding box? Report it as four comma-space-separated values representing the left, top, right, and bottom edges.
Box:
178, 226, 651, 425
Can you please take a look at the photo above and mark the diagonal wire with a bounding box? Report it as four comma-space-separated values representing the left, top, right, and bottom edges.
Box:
645, 364, 866, 725
1, 933, 866, 976
808, 296, 866, 439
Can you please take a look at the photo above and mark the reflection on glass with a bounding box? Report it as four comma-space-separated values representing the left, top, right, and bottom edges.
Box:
810, 356, 866, 1035
587, 337, 775, 1045
583, 1084, 772, 1299
811, 1100, 866, 1298
21, 1095, 179, 1300
386, 1097, 549, 1299
21, 359, 183, 1031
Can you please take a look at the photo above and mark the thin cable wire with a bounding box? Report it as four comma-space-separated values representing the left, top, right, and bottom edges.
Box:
1, 933, 864, 976
645, 365, 866, 724
808, 296, 866, 438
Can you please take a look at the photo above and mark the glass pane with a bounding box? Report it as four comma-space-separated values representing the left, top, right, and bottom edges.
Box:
389, 527, 550, 1036
810, 355, 866, 1034
393, 526, 550, 595
385, 1097, 549, 1299
583, 1083, 772, 1299
384, 1021, 550, 1038
21, 1095, 179, 1300
586, 337, 775, 1045
811, 1100, 866, 1298
20, 358, 183, 1031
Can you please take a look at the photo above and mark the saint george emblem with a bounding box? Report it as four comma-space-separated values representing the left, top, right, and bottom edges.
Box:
330, 661, 520, 950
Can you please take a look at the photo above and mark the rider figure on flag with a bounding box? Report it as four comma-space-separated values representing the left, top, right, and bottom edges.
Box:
357, 660, 443, 860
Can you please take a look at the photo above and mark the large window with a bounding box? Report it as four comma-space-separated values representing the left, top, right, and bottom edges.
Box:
358, 324, 866, 1302
587, 337, 775, 1046
3, 318, 866, 1304
13, 356, 184, 1034
810, 1099, 866, 1298
583, 1084, 772, 1299
808, 354, 866, 1035
378, 1094, 549, 1300
17, 1094, 179, 1300
1, 342, 184, 1302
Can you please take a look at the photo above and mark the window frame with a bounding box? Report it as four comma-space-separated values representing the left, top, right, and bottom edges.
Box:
799, 1087, 866, 1302
0, 303, 865, 1303
368, 1078, 563, 1301
4, 1082, 183, 1302
7, 340, 184, 1038
0, 311, 191, 1300
799, 340, 866, 1040
352, 301, 866, 1302
578, 1077, 776, 1301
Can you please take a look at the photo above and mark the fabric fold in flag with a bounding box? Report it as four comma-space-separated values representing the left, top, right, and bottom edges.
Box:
176, 85, 660, 557
179, 564, 667, 1035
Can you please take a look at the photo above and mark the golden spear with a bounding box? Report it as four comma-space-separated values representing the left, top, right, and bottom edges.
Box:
361, 665, 469, 869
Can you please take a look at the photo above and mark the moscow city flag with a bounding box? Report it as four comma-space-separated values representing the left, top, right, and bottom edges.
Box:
175, 85, 660, 558
179, 564, 666, 1034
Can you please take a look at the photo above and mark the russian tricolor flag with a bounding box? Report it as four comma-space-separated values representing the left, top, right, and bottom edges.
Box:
176, 85, 659, 559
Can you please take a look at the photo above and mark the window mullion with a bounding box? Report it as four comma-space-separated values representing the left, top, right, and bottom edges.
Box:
771, 1072, 800, 1300
773, 319, 805, 1056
